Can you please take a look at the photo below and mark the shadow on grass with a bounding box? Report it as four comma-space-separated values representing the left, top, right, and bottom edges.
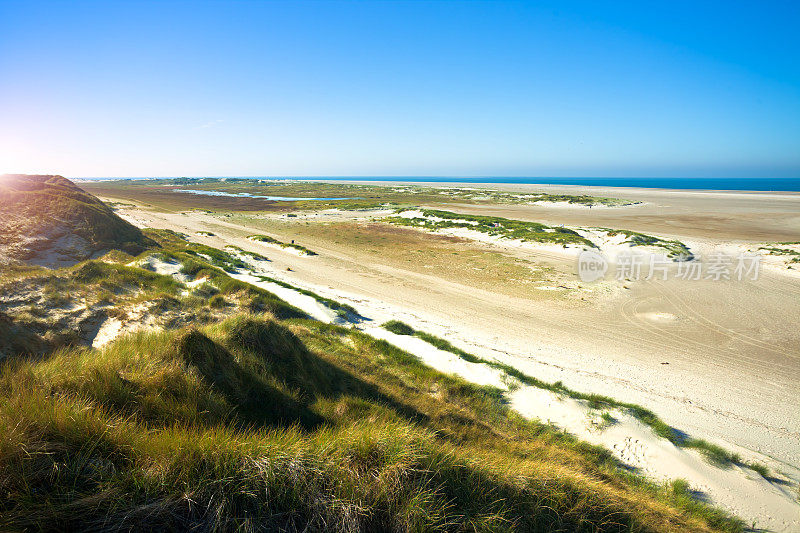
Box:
225, 318, 428, 424
179, 319, 428, 431
178, 329, 324, 430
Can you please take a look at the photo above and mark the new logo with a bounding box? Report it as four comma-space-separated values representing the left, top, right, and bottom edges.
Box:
577, 250, 608, 282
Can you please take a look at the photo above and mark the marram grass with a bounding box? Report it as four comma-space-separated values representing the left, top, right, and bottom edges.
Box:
0, 313, 743, 532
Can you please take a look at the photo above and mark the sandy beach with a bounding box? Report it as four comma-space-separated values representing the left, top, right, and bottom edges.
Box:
7, 2, 799, 529
90, 181, 800, 531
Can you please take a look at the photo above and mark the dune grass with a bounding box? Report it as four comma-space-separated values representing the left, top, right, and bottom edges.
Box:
0, 230, 311, 361
0, 258, 196, 360
225, 244, 269, 261
249, 234, 317, 255
383, 319, 416, 336
182, 243, 250, 272
0, 313, 741, 531
601, 229, 693, 260
387, 209, 595, 247
758, 245, 800, 267
382, 208, 692, 260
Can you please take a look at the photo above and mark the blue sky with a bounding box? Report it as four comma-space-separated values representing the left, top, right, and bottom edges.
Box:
1, 1, 798, 178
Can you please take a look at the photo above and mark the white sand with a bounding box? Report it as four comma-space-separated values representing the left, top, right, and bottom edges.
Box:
228, 270, 337, 323
397, 209, 478, 225
363, 327, 508, 389
509, 387, 799, 532
395, 210, 696, 262
529, 200, 642, 209
91, 318, 124, 348
135, 256, 190, 282
172, 250, 799, 531
103, 194, 800, 532
233, 265, 800, 531
185, 276, 209, 288
89, 303, 158, 349
360, 304, 800, 531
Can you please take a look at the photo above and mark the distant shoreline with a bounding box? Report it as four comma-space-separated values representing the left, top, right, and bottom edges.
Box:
71, 175, 800, 192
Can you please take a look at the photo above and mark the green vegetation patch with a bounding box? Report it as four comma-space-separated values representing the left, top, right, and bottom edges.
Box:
0, 232, 309, 360
759, 245, 800, 266
225, 245, 269, 261
439, 188, 637, 207
183, 243, 249, 273
249, 234, 317, 255
81, 178, 636, 214
602, 229, 693, 260
386, 209, 595, 247
383, 319, 416, 336
160, 179, 637, 208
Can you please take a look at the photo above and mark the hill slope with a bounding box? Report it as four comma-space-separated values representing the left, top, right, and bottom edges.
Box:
0, 233, 741, 531
0, 174, 154, 266
0, 314, 739, 532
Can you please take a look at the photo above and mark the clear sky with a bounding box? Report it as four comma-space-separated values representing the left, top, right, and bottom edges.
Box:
1, 0, 798, 178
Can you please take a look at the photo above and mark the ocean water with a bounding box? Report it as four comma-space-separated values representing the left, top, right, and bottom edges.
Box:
306, 176, 800, 192
79, 176, 800, 192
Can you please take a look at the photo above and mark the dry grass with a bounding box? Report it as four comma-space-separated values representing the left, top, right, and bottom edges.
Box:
263, 220, 559, 299
0, 227, 743, 531
0, 230, 306, 360
0, 312, 742, 531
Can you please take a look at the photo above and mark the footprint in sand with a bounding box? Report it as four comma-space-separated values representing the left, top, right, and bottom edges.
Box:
613, 437, 648, 468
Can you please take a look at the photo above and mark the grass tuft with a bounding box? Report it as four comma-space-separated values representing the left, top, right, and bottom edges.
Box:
382, 320, 416, 336
249, 234, 317, 255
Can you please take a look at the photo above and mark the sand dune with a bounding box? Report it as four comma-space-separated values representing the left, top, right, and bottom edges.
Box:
104, 185, 800, 531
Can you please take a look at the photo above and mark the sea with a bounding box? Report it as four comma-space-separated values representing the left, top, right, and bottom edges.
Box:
76, 176, 800, 192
